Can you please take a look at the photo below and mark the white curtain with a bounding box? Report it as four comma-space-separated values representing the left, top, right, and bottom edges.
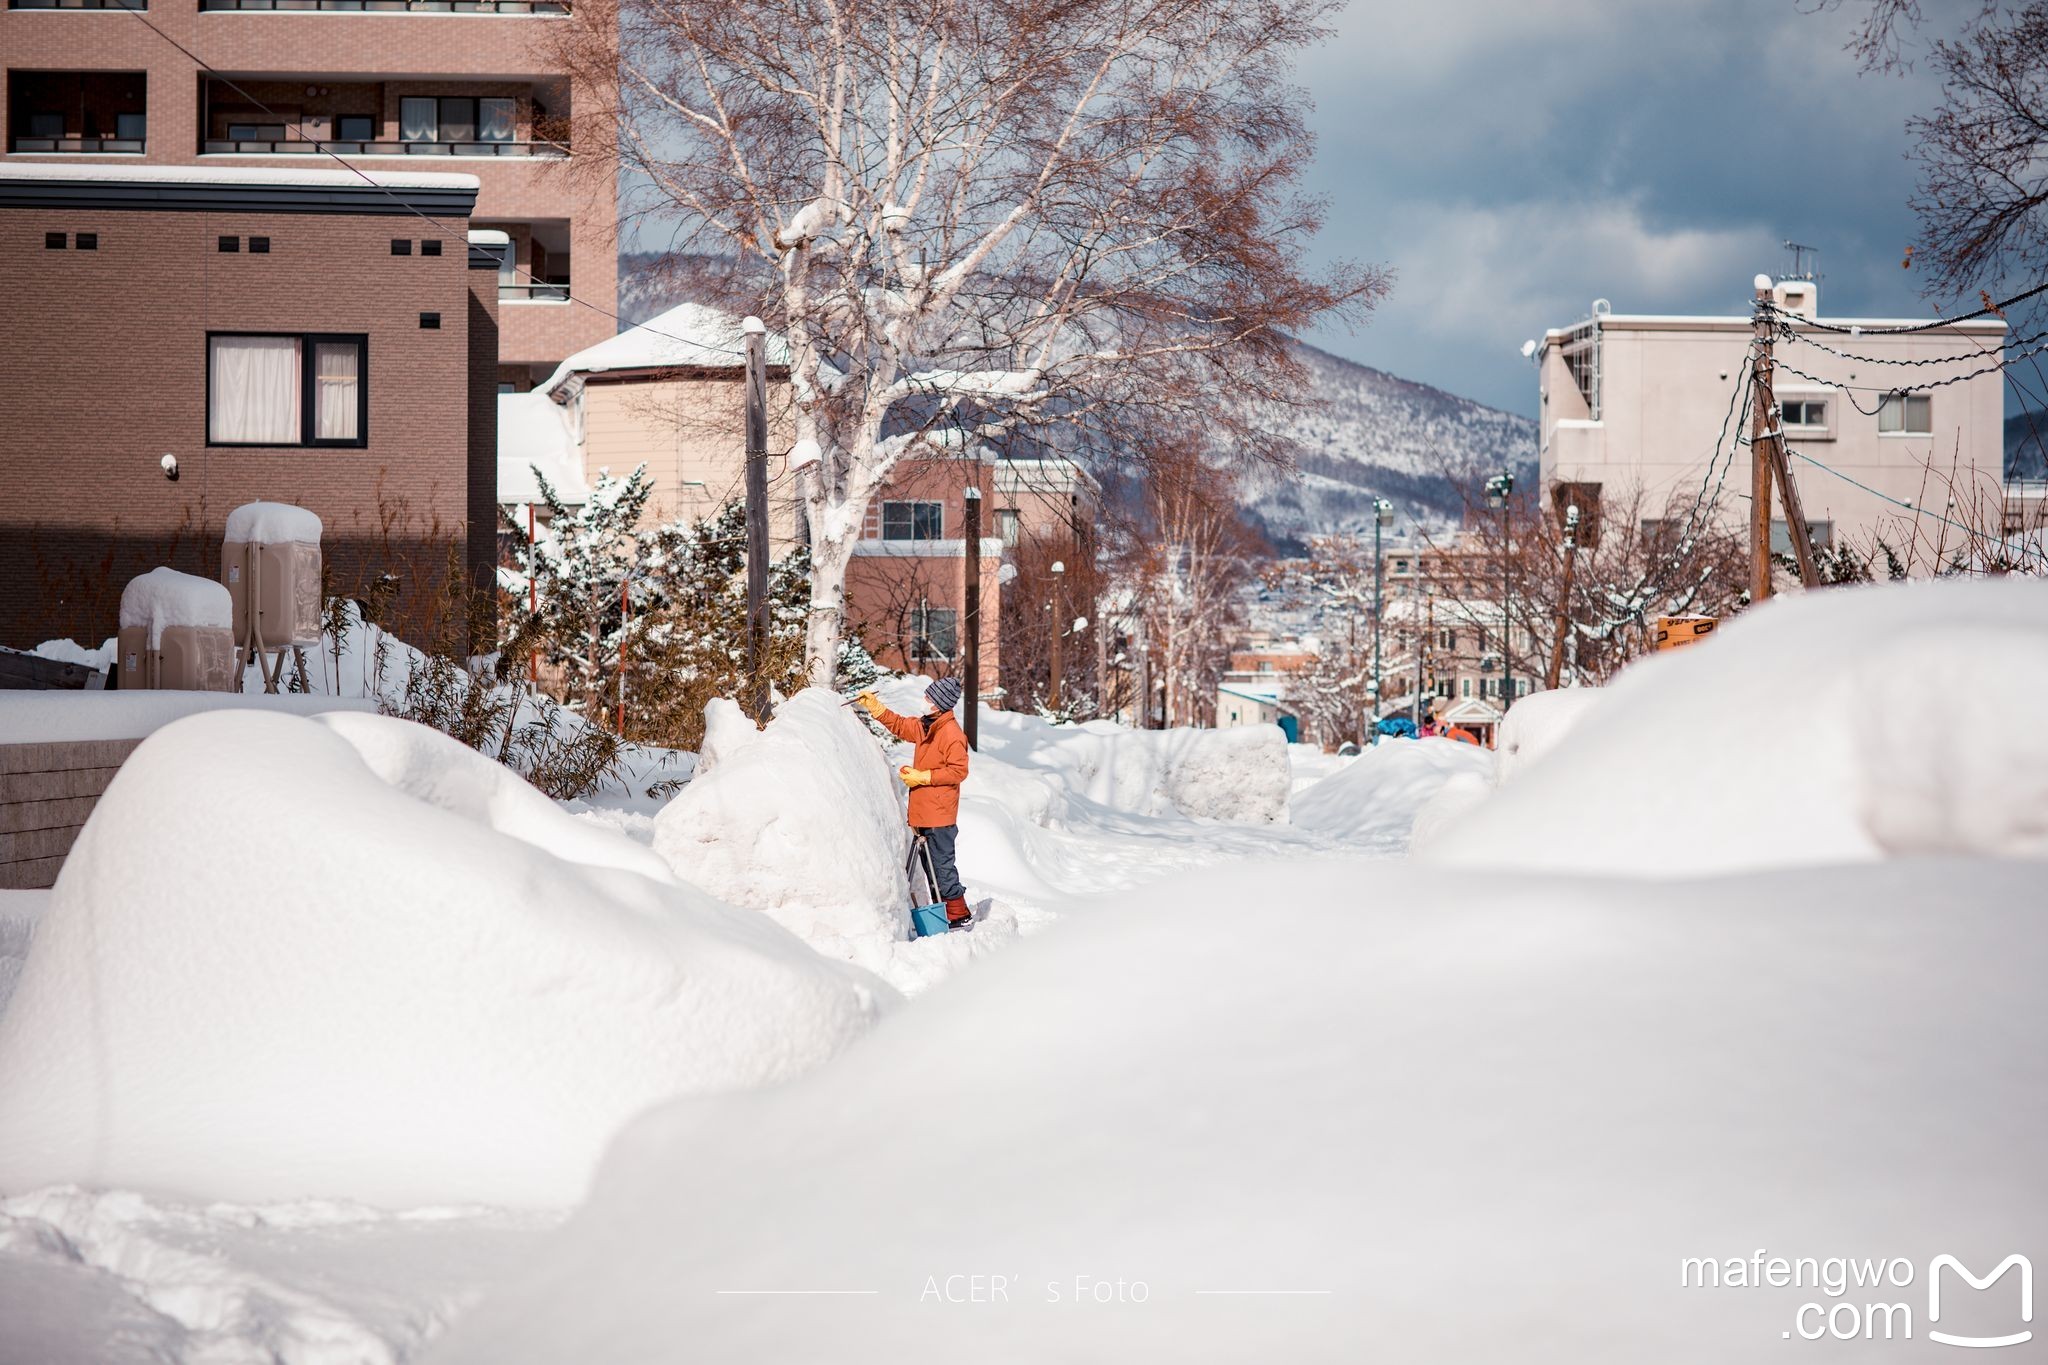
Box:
209, 336, 300, 443
479, 97, 515, 143
314, 342, 360, 441
400, 97, 438, 143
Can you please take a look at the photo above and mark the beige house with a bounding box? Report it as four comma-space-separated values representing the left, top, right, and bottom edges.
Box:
498, 302, 804, 551
993, 456, 1100, 549
1536, 276, 2006, 562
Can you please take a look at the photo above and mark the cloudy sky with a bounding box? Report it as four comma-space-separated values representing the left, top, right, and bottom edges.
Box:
1295, 0, 1954, 415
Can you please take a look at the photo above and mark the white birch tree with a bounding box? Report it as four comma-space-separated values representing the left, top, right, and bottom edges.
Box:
555, 0, 1384, 682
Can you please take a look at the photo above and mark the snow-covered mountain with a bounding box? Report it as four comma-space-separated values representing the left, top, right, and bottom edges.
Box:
1242, 341, 1537, 549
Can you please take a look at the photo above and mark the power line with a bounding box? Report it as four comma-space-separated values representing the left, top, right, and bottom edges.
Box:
1780, 441, 2042, 567
1773, 318, 2048, 367
1761, 277, 2048, 335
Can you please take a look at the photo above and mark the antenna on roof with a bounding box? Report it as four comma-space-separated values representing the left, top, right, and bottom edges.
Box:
1783, 241, 1821, 283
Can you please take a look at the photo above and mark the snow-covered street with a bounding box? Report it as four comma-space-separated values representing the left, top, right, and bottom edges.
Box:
0, 580, 2043, 1362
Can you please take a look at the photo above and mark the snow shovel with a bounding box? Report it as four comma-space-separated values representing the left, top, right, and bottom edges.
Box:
905, 833, 950, 939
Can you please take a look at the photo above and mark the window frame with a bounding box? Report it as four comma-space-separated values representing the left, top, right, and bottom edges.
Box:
881, 499, 944, 542
906, 604, 959, 661
205, 330, 369, 450
1779, 394, 1833, 439
1877, 392, 1933, 436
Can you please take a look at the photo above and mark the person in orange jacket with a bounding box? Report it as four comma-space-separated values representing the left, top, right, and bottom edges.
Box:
855, 676, 973, 928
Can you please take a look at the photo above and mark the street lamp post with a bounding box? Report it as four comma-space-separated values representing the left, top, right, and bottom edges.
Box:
1485, 471, 1516, 717
1371, 497, 1392, 745
1048, 560, 1066, 712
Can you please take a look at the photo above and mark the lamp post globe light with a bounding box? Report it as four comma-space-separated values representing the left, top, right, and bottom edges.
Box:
1484, 471, 1515, 716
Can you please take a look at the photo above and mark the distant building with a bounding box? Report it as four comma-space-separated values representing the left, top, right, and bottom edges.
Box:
1535, 276, 2006, 563
1, 163, 500, 650
846, 455, 1004, 682
1216, 682, 1296, 742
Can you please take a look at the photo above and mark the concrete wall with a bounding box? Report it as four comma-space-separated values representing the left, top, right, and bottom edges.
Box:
0, 738, 139, 889
1538, 309, 2007, 558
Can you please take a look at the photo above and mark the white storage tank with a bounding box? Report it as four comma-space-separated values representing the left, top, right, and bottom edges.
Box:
222, 502, 322, 692
116, 567, 235, 691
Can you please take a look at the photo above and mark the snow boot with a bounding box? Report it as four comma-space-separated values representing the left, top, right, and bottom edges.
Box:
944, 895, 973, 930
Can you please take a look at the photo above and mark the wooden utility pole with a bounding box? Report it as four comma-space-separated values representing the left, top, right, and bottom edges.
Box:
742, 317, 770, 719
1749, 280, 1821, 597
961, 486, 981, 749
1545, 503, 1580, 690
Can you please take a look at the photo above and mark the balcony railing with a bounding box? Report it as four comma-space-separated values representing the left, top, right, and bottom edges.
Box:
202, 136, 566, 158
10, 0, 147, 8
9, 136, 146, 152
500, 282, 571, 301
200, 0, 566, 10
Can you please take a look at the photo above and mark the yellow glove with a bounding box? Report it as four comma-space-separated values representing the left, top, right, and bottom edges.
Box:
898, 766, 932, 789
854, 691, 886, 717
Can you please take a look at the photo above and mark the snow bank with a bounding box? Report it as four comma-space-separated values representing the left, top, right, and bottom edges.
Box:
428, 855, 2048, 1363
224, 501, 322, 544
1291, 738, 1493, 851
0, 691, 373, 744
1425, 579, 2048, 875
653, 691, 910, 946
118, 567, 230, 648
970, 707, 1291, 824
1492, 685, 1603, 785
0, 710, 893, 1209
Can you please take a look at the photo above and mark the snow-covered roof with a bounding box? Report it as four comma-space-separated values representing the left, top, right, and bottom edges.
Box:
542, 303, 790, 394
498, 390, 587, 506
0, 163, 480, 191
1544, 312, 2005, 337
467, 228, 512, 246
1218, 683, 1287, 707
225, 501, 322, 545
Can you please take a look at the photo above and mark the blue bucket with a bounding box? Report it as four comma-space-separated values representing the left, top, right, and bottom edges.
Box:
910, 903, 950, 938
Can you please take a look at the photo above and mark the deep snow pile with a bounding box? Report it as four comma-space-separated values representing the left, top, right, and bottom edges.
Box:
1425, 579, 2048, 875
653, 691, 911, 946
935, 692, 1290, 824
117, 567, 230, 647
1291, 738, 1493, 851
0, 691, 372, 745
1491, 685, 1604, 785
428, 856, 2048, 1364
0, 710, 893, 1210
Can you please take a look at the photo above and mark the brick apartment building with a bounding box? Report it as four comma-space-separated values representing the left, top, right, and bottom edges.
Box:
0, 0, 616, 389
0, 163, 501, 650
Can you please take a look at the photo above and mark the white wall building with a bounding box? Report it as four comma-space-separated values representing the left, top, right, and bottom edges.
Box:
1536, 276, 2006, 563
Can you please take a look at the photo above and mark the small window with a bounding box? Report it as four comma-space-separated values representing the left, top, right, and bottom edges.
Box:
248, 236, 270, 254
218, 235, 240, 253
75, 233, 97, 251
419, 312, 441, 330
44, 232, 65, 250
391, 239, 413, 256
1461, 678, 1472, 698
1770, 519, 1835, 555
27, 112, 63, 139
1877, 392, 1932, 435
420, 239, 442, 257
227, 123, 284, 143
881, 500, 943, 541
114, 112, 146, 141
1780, 398, 1829, 431
208, 333, 367, 448
995, 507, 1021, 546
906, 606, 958, 661
337, 115, 374, 142
478, 97, 516, 144
1393, 558, 1410, 573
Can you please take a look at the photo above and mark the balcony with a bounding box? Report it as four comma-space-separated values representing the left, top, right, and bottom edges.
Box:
200, 81, 569, 158
7, 71, 146, 153
9, 0, 147, 8
200, 0, 565, 11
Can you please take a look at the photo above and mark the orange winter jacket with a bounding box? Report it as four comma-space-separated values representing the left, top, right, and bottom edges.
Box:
876, 706, 970, 827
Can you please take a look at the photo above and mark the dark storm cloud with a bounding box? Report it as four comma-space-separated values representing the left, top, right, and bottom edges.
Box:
1298, 0, 1952, 414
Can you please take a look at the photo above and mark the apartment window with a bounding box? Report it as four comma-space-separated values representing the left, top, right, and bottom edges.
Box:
1780, 397, 1830, 434
391, 238, 412, 256
207, 333, 366, 447
227, 122, 284, 143
115, 112, 146, 141
1461, 678, 1472, 698
337, 116, 374, 142
1770, 519, 1835, 555
420, 312, 441, 329
881, 500, 943, 541
995, 507, 1021, 547
1392, 558, 1410, 574
248, 236, 269, 254
218, 235, 240, 253
906, 605, 958, 661
421, 238, 442, 257
1877, 392, 1932, 435
44, 232, 65, 250
26, 112, 63, 139
402, 96, 514, 148
76, 232, 97, 250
